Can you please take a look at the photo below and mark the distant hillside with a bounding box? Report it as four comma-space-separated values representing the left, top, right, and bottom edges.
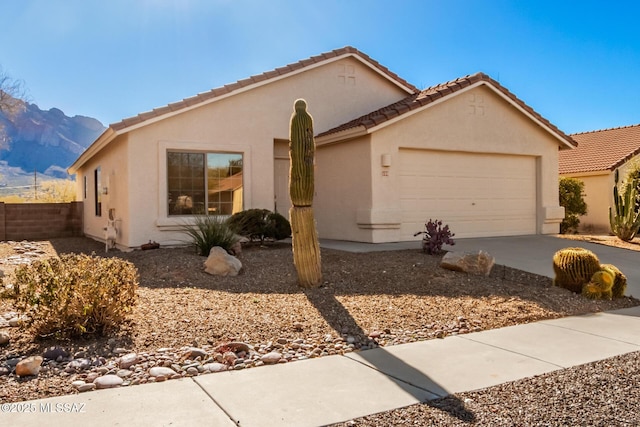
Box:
0, 100, 105, 186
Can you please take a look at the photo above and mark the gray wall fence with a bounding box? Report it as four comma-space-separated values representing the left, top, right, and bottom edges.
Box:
0, 202, 83, 241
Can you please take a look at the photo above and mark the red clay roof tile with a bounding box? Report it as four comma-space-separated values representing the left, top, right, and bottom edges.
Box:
317, 72, 577, 149
106, 46, 418, 132
560, 124, 640, 174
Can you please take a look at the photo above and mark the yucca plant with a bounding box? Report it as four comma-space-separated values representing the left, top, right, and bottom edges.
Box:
609, 168, 640, 241
180, 215, 240, 256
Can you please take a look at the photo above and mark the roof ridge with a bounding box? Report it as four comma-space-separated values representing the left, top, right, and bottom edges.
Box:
109, 46, 419, 131
318, 71, 576, 149
571, 122, 640, 136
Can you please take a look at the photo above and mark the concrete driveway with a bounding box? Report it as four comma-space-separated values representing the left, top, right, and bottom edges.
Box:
449, 235, 640, 298
320, 235, 639, 298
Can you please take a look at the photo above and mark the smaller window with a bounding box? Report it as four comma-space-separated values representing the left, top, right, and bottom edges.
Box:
94, 167, 102, 217
83, 176, 87, 199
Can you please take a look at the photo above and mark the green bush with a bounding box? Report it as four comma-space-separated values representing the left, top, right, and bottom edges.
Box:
227, 209, 291, 242
180, 215, 240, 256
14, 254, 138, 337
559, 177, 587, 234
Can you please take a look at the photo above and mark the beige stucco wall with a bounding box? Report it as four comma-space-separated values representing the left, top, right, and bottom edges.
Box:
563, 154, 640, 233
560, 172, 611, 233
316, 84, 566, 242
315, 136, 374, 241
75, 134, 130, 249
77, 56, 410, 248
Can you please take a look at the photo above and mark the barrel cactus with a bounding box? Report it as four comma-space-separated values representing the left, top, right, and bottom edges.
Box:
582, 269, 614, 300
288, 99, 322, 288
600, 263, 627, 298
552, 247, 601, 293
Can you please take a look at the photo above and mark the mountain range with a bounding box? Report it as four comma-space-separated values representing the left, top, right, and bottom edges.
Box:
0, 100, 105, 188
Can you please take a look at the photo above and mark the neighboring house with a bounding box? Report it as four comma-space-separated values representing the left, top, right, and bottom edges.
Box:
68, 46, 575, 250
560, 124, 640, 233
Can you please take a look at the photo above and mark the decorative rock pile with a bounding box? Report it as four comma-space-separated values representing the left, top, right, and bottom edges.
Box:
0, 241, 48, 266
0, 314, 483, 393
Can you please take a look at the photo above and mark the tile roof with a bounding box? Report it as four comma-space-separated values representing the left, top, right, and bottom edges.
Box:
317, 72, 577, 149
109, 46, 419, 132
560, 124, 640, 174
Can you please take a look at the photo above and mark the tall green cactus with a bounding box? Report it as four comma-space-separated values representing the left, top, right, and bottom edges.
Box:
609, 168, 640, 241
289, 99, 322, 288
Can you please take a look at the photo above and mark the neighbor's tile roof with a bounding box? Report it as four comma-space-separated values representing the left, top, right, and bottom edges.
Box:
560, 124, 640, 174
318, 72, 577, 148
109, 46, 419, 132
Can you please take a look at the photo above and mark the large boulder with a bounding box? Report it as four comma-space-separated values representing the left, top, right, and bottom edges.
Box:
440, 250, 495, 276
203, 247, 242, 276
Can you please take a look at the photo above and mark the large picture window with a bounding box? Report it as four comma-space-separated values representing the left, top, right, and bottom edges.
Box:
168, 151, 243, 216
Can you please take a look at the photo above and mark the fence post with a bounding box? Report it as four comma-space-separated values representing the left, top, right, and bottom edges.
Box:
0, 202, 5, 241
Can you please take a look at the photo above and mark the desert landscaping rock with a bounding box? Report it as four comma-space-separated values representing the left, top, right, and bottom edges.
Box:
118, 352, 139, 369
260, 351, 282, 364
76, 382, 97, 392
0, 331, 9, 346
441, 250, 495, 276
203, 246, 242, 276
43, 346, 69, 360
149, 366, 177, 378
203, 362, 228, 373
93, 374, 123, 389
15, 356, 43, 377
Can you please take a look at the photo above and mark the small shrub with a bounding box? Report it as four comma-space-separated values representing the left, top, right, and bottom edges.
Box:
227, 209, 291, 243
180, 215, 240, 256
414, 219, 455, 255
559, 177, 587, 234
13, 254, 138, 337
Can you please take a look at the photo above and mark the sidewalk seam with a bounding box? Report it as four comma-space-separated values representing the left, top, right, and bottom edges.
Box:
338, 354, 446, 399
192, 378, 241, 426
538, 322, 640, 348
457, 335, 566, 369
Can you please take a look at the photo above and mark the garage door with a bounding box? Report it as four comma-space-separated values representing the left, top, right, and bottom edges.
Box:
399, 149, 537, 239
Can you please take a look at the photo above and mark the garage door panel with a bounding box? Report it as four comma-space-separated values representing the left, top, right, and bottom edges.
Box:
399, 150, 536, 239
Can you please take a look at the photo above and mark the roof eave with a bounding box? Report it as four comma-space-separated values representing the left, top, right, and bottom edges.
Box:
67, 127, 117, 174
104, 49, 419, 139
480, 82, 577, 150
316, 126, 368, 146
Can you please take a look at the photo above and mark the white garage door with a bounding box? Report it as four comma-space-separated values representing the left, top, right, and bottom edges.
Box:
399, 149, 537, 239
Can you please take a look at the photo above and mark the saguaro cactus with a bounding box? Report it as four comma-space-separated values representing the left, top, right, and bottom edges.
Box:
289, 99, 322, 287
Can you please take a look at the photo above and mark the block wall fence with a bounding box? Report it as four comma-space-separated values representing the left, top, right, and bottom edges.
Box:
0, 202, 83, 241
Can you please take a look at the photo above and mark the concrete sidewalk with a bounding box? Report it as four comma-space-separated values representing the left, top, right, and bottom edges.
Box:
3, 306, 640, 427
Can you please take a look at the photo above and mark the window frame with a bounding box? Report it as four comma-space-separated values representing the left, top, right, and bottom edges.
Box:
157, 141, 251, 228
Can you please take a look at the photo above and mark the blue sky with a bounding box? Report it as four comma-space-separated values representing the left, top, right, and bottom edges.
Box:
1, 0, 639, 134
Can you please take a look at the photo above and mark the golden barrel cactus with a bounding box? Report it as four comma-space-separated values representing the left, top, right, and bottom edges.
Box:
288, 99, 322, 288
582, 269, 614, 300
600, 263, 627, 298
552, 247, 601, 293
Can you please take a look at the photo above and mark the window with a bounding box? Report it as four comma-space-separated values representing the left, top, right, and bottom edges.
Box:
83, 175, 87, 199
167, 152, 243, 216
94, 167, 102, 216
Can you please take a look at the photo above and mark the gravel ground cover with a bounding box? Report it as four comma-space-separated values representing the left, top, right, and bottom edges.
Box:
0, 235, 638, 426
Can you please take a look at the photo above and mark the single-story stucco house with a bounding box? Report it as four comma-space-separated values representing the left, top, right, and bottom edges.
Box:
560, 124, 640, 233
68, 46, 575, 250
